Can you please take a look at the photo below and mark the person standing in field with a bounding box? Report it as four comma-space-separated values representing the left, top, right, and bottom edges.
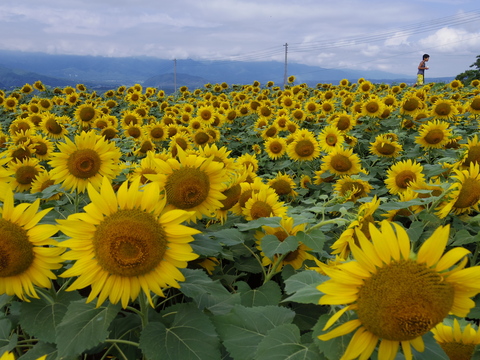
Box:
414, 54, 430, 87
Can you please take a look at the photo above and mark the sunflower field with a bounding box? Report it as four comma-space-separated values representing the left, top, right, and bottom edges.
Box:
1, 77, 480, 360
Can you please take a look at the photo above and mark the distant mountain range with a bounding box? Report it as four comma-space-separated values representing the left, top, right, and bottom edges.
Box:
0, 49, 455, 92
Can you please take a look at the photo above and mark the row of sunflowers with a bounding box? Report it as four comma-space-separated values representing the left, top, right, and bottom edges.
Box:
1, 77, 480, 360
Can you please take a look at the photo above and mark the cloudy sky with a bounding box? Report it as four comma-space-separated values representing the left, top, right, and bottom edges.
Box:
0, 0, 479, 79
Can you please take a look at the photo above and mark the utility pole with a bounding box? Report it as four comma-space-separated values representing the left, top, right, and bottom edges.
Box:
283, 43, 288, 88
173, 59, 177, 93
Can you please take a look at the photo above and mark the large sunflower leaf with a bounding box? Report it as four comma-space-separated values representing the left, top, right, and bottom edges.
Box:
237, 280, 282, 307
180, 268, 241, 315
17, 341, 59, 360
55, 300, 121, 359
283, 270, 326, 304
139, 303, 220, 360
255, 324, 320, 360
0, 318, 17, 355
212, 304, 296, 360
20, 290, 82, 343
261, 234, 299, 260
295, 229, 326, 253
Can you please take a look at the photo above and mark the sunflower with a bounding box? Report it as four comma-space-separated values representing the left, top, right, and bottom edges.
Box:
230, 177, 268, 215
415, 119, 452, 149
30, 134, 55, 161
333, 176, 373, 202
385, 159, 425, 195
321, 147, 363, 177
432, 318, 480, 360
264, 137, 287, 160
0, 186, 63, 301
242, 187, 287, 221
57, 178, 199, 308
30, 170, 62, 201
255, 216, 314, 271
361, 97, 385, 118
430, 99, 459, 120
460, 134, 480, 169
49, 131, 122, 193
215, 171, 247, 223
7, 157, 44, 192
382, 188, 421, 222
74, 103, 99, 129
148, 149, 227, 222
267, 172, 298, 199
318, 220, 480, 360
196, 105, 216, 125
197, 143, 238, 175
236, 153, 259, 173
330, 112, 356, 133
318, 125, 345, 152
40, 113, 69, 140
400, 96, 424, 116
369, 135, 403, 158
330, 196, 381, 259
437, 162, 480, 218
286, 130, 321, 162
466, 95, 480, 115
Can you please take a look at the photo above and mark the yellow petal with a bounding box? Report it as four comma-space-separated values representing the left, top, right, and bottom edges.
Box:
318, 319, 361, 341
417, 225, 450, 267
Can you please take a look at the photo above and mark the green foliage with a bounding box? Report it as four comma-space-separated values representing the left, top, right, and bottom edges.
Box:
455, 54, 480, 85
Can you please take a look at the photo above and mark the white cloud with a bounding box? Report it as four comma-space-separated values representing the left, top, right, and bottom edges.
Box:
419, 27, 480, 53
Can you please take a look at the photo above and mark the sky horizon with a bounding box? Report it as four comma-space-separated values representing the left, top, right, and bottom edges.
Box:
1, 0, 479, 80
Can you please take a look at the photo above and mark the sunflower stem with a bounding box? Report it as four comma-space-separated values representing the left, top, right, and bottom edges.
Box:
241, 242, 267, 281
138, 291, 150, 329
35, 287, 55, 305
263, 253, 288, 284
307, 218, 349, 232
104, 339, 140, 348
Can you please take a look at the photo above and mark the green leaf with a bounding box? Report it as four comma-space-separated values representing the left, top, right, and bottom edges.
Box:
312, 314, 353, 360
411, 332, 449, 360
283, 270, 327, 304
256, 324, 319, 360
180, 268, 240, 315
20, 290, 82, 343
0, 295, 12, 309
208, 228, 247, 246
55, 300, 121, 358
0, 318, 17, 355
451, 229, 479, 246
139, 303, 220, 360
407, 221, 425, 244
235, 217, 282, 231
17, 342, 59, 360
238, 281, 282, 307
262, 234, 299, 260
191, 233, 223, 256
296, 229, 326, 253
213, 305, 296, 360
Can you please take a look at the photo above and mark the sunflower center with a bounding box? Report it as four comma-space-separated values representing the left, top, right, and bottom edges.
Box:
16, 165, 39, 185
0, 219, 34, 277
330, 154, 352, 172
249, 201, 273, 220
79, 107, 96, 122
435, 103, 452, 116
194, 132, 210, 145
93, 209, 167, 277
166, 167, 210, 209
269, 141, 284, 154
463, 145, 480, 166
220, 184, 241, 211
295, 140, 314, 157
403, 99, 419, 112
395, 170, 416, 189
376, 142, 396, 155
471, 98, 480, 111
270, 179, 292, 195
439, 342, 476, 360
273, 230, 288, 242
45, 118, 63, 134
150, 127, 164, 139
424, 129, 444, 144
326, 134, 338, 146
67, 149, 102, 179
453, 178, 480, 209
34, 142, 48, 156
336, 117, 350, 130
356, 260, 454, 341
265, 127, 277, 137
365, 102, 380, 114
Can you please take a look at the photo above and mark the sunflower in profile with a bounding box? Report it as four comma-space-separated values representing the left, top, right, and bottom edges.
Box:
255, 216, 314, 271
197, 143, 238, 175
369, 135, 403, 158
432, 318, 480, 360
236, 153, 259, 173
437, 162, 480, 218
267, 172, 298, 199
430, 99, 459, 120
415, 119, 452, 149
318, 220, 480, 360
264, 137, 287, 160
49, 131, 122, 193
333, 176, 373, 202
321, 147, 363, 177
385, 159, 425, 195
148, 149, 227, 222
286, 130, 321, 162
459, 134, 480, 169
57, 178, 199, 308
318, 125, 345, 152
215, 171, 247, 223
7, 157, 44, 192
0, 186, 63, 301
242, 187, 287, 221
330, 196, 381, 259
